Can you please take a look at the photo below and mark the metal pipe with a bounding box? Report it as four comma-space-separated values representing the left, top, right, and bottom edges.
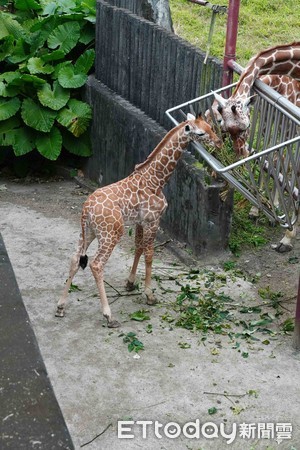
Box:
188, 0, 210, 6
293, 275, 300, 351
222, 0, 240, 90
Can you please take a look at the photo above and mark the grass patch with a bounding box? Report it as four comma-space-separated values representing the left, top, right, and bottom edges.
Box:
228, 192, 269, 256
169, 0, 300, 66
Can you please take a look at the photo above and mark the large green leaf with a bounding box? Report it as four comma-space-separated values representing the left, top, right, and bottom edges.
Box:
57, 99, 92, 137
41, 50, 65, 62
74, 49, 95, 74
0, 117, 20, 133
79, 22, 95, 45
0, 117, 20, 147
82, 0, 96, 15
62, 129, 91, 157
27, 57, 55, 75
6, 38, 28, 64
38, 81, 70, 110
13, 74, 46, 88
30, 15, 59, 33
21, 98, 57, 132
0, 35, 13, 61
15, 0, 41, 11
43, 0, 78, 15
41, 2, 58, 16
12, 127, 36, 156
52, 60, 72, 79
57, 65, 87, 89
47, 21, 80, 54
0, 12, 26, 40
36, 126, 62, 160
0, 98, 21, 121
0, 72, 21, 97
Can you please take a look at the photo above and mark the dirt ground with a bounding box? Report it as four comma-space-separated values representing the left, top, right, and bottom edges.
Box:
0, 173, 299, 450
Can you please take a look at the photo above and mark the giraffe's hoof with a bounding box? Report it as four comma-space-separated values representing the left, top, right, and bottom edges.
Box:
273, 242, 293, 253
107, 319, 121, 328
146, 295, 157, 306
126, 280, 136, 292
55, 306, 65, 318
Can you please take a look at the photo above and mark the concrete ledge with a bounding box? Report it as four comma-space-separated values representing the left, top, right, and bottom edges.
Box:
0, 234, 74, 450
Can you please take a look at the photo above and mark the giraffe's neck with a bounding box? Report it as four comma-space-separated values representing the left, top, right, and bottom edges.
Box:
233, 42, 300, 100
134, 123, 188, 191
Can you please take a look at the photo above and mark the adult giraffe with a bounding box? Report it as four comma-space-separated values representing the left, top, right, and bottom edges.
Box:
56, 114, 222, 327
214, 42, 300, 157
213, 42, 300, 253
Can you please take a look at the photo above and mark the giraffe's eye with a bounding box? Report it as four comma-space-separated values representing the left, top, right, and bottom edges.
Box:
185, 124, 191, 132
217, 105, 223, 114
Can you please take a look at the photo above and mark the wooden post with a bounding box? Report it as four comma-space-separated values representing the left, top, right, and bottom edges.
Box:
222, 0, 240, 91
293, 274, 300, 350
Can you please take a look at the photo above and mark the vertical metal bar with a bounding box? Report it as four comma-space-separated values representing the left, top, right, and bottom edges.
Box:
293, 274, 300, 351
222, 0, 240, 90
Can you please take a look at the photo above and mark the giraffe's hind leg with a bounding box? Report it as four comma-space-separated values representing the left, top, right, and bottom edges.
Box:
56, 230, 95, 317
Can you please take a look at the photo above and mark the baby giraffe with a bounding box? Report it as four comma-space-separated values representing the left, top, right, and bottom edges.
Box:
56, 114, 222, 327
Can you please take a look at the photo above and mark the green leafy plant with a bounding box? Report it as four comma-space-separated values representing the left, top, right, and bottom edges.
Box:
123, 332, 144, 353
0, 0, 95, 161
130, 309, 150, 322
229, 192, 269, 256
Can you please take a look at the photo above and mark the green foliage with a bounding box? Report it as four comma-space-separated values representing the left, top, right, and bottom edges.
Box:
169, 0, 300, 67
161, 268, 291, 355
0, 0, 96, 160
229, 192, 269, 256
123, 332, 144, 353
130, 309, 150, 322
173, 283, 232, 334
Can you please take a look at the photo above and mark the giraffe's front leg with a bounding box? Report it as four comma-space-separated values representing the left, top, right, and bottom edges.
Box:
126, 224, 143, 292
142, 224, 159, 306
273, 226, 296, 253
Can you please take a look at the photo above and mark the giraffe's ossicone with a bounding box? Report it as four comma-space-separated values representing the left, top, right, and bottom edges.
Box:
56, 114, 222, 327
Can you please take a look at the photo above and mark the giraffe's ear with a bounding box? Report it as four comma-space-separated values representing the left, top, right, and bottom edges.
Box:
244, 94, 257, 107
186, 113, 195, 121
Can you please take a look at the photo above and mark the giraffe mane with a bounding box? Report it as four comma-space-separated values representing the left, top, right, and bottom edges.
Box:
233, 41, 300, 96
133, 122, 186, 172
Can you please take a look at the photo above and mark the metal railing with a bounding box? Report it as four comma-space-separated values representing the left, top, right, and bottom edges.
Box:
166, 74, 300, 229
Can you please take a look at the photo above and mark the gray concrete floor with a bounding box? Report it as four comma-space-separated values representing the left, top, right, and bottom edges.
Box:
0, 178, 299, 450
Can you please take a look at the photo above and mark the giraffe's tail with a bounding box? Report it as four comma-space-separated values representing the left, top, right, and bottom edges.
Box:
79, 210, 89, 270
79, 255, 88, 269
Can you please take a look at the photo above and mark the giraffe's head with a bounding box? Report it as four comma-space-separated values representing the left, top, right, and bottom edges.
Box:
213, 92, 252, 157
204, 100, 224, 130
184, 113, 222, 148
